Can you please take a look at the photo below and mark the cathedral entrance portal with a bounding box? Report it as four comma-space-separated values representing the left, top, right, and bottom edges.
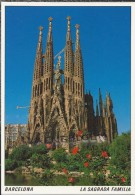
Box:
45, 120, 60, 149
45, 109, 69, 150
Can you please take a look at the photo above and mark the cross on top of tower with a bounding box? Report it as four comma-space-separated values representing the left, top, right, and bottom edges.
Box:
75, 24, 80, 29
48, 17, 53, 22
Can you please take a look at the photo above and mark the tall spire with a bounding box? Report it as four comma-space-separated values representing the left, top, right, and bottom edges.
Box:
47, 17, 53, 42
33, 26, 43, 81
66, 16, 71, 41
37, 26, 43, 53
44, 16, 54, 76
74, 24, 83, 78
64, 16, 74, 88
106, 92, 113, 116
75, 24, 80, 51
74, 24, 84, 99
99, 88, 103, 116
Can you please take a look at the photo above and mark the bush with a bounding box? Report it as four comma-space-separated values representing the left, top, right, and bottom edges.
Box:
32, 144, 48, 155
66, 154, 82, 171
92, 171, 106, 185
5, 159, 18, 171
36, 169, 54, 185
10, 145, 32, 161
52, 148, 68, 163
109, 132, 131, 171
30, 153, 52, 169
106, 132, 131, 186
80, 142, 109, 157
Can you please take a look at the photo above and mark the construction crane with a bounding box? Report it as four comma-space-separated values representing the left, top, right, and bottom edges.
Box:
54, 47, 65, 60
16, 106, 30, 109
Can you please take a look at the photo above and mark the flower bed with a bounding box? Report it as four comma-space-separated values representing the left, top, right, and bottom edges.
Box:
5, 132, 131, 186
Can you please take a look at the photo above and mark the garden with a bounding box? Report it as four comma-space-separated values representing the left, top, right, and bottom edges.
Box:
5, 132, 131, 186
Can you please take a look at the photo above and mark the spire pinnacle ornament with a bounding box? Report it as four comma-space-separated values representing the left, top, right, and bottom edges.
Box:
48, 16, 53, 22
67, 16, 71, 21
75, 24, 80, 29
39, 26, 43, 31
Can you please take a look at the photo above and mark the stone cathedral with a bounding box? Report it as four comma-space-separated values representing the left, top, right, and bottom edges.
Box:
27, 17, 118, 149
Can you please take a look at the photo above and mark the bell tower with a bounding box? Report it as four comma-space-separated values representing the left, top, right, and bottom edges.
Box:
28, 26, 44, 144
73, 24, 85, 130
43, 17, 54, 124
64, 16, 74, 126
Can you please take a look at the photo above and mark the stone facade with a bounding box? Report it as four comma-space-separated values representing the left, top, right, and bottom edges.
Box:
27, 17, 118, 149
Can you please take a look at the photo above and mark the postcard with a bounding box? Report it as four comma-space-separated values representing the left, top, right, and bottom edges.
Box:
1, 1, 135, 194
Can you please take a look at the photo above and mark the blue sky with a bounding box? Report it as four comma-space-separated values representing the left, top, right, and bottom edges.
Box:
5, 6, 131, 134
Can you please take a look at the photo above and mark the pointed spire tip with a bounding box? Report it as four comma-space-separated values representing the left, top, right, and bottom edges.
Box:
48, 17, 53, 22
67, 16, 71, 21
75, 24, 80, 29
39, 26, 43, 31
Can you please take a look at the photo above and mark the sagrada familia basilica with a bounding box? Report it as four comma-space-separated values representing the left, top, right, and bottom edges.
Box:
26, 17, 118, 149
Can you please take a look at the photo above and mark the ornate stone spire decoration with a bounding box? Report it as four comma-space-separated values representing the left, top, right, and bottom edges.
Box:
47, 16, 53, 42
64, 16, 74, 92
66, 16, 71, 41
44, 16, 54, 92
38, 26, 43, 46
64, 16, 75, 127
28, 26, 44, 144
75, 24, 80, 50
55, 56, 62, 92
74, 24, 83, 78
33, 26, 43, 81
74, 24, 84, 94
64, 16, 73, 75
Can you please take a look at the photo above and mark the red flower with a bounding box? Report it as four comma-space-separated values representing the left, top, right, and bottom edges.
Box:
84, 162, 89, 167
46, 143, 52, 149
68, 177, 75, 183
62, 168, 68, 174
101, 151, 108, 158
86, 154, 91, 159
72, 147, 79, 155
77, 130, 83, 137
121, 177, 126, 183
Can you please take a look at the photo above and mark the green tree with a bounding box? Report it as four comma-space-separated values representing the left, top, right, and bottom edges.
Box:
109, 132, 131, 171
30, 153, 51, 169
32, 144, 48, 155
30, 144, 52, 169
10, 145, 32, 161
5, 159, 18, 171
